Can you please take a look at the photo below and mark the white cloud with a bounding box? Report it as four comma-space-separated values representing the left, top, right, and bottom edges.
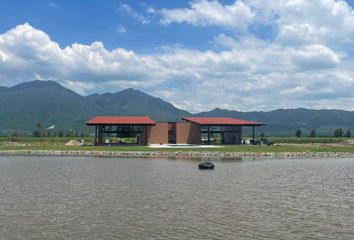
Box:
118, 4, 150, 25
291, 45, 341, 70
49, 2, 58, 8
63, 80, 96, 95
0, 24, 160, 88
159, 0, 254, 31
1, 15, 354, 112
159, 0, 354, 47
115, 25, 126, 34
274, 0, 354, 46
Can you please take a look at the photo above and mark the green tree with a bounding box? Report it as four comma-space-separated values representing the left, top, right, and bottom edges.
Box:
58, 131, 64, 138
334, 128, 344, 138
295, 129, 302, 138
310, 130, 316, 138
345, 130, 352, 138
33, 130, 41, 137
66, 130, 74, 137
35, 122, 44, 137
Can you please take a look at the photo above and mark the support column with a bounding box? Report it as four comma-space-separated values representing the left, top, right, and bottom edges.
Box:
239, 127, 242, 144
252, 126, 255, 144
144, 125, 148, 145
97, 125, 104, 145
94, 125, 98, 146
207, 125, 210, 145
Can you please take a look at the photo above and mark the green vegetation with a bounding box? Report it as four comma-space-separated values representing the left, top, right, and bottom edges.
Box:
295, 129, 302, 138
268, 136, 347, 144
1, 136, 353, 154
345, 130, 352, 138
334, 128, 344, 138
310, 130, 316, 138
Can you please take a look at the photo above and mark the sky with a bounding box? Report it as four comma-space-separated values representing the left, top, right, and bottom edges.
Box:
1, 0, 354, 113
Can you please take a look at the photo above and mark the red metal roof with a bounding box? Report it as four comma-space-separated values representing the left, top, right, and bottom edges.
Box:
182, 117, 264, 126
86, 116, 156, 125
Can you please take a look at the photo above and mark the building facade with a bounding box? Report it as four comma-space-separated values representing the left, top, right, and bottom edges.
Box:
86, 116, 264, 145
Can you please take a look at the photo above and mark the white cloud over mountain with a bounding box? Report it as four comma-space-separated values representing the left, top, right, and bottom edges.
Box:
1, 0, 354, 112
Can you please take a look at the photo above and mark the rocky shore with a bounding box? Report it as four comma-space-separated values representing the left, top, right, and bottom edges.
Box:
1, 150, 354, 159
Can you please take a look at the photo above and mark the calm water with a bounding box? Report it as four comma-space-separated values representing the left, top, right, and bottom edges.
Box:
0, 156, 354, 240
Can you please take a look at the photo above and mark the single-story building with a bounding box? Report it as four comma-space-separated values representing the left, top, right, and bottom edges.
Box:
86, 116, 265, 145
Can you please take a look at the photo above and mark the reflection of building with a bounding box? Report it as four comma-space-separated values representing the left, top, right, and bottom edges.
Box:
86, 116, 264, 145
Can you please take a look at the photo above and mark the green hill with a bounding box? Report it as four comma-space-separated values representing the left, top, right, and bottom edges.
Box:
87, 88, 190, 122
195, 108, 354, 135
0, 80, 353, 136
0, 80, 98, 135
0, 80, 190, 135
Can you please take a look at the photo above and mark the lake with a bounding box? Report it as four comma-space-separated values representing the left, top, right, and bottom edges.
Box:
0, 156, 353, 240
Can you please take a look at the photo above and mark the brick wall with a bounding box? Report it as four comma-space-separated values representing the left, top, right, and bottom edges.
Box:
176, 122, 201, 144
147, 123, 169, 144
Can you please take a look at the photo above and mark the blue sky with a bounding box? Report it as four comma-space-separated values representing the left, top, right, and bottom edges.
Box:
1, 0, 354, 112
0, 0, 235, 52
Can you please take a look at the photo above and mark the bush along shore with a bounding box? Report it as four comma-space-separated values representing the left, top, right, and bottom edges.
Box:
1, 149, 354, 159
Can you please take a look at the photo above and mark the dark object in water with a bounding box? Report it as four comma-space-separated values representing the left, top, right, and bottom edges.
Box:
198, 161, 215, 170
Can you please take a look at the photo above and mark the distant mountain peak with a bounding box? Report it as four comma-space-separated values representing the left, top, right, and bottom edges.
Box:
11, 80, 62, 90
118, 88, 145, 95
85, 87, 190, 121
123, 87, 136, 92
212, 107, 228, 111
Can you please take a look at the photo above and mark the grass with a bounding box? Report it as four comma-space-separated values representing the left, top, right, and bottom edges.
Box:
1, 136, 354, 153
268, 136, 348, 144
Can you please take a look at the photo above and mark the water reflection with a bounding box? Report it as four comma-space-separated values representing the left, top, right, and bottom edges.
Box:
0, 156, 353, 240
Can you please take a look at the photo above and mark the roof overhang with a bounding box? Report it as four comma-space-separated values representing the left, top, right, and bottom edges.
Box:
182, 117, 265, 126
86, 116, 156, 125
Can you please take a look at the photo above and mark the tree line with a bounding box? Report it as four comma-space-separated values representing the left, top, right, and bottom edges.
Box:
295, 128, 352, 138
32, 122, 87, 138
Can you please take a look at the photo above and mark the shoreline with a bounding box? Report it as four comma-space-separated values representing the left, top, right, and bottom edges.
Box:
1, 149, 354, 159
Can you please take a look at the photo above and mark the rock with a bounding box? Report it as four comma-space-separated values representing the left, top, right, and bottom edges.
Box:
0, 141, 22, 147
64, 140, 82, 146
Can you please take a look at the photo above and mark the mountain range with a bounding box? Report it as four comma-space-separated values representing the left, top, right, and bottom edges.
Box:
0, 80, 353, 136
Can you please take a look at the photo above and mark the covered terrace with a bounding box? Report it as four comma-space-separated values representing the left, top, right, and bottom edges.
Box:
86, 116, 156, 145
182, 117, 265, 145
